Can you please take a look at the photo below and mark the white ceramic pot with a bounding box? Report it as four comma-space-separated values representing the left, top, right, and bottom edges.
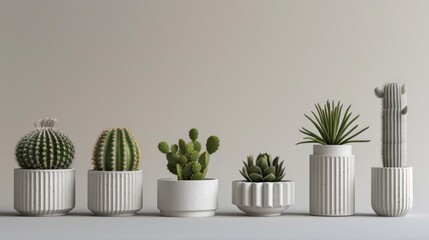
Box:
232, 180, 295, 216
88, 170, 143, 216
371, 167, 413, 217
157, 178, 218, 217
309, 145, 355, 216
14, 168, 75, 216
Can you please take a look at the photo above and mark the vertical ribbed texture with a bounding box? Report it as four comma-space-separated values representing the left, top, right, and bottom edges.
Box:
88, 170, 142, 216
310, 156, 355, 216
371, 167, 413, 217
14, 169, 75, 216
231, 181, 295, 216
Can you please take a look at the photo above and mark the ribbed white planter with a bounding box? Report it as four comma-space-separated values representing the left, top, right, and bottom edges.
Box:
14, 169, 75, 216
157, 178, 218, 217
232, 180, 295, 216
371, 167, 413, 217
88, 170, 143, 216
309, 145, 355, 216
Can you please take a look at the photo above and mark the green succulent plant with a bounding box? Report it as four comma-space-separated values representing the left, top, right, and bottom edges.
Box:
240, 153, 286, 182
297, 100, 370, 145
15, 118, 75, 169
158, 128, 220, 180
92, 128, 141, 171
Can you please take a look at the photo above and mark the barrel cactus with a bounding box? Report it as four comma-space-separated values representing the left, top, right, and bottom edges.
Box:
92, 128, 141, 171
240, 153, 286, 182
375, 82, 408, 167
15, 118, 75, 169
158, 128, 220, 180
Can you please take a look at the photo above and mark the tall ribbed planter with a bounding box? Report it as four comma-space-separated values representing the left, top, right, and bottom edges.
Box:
309, 145, 355, 216
232, 181, 295, 216
14, 169, 75, 216
157, 178, 218, 217
371, 167, 413, 217
88, 170, 143, 216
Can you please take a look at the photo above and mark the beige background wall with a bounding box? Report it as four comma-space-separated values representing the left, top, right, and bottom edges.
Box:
1, 0, 428, 214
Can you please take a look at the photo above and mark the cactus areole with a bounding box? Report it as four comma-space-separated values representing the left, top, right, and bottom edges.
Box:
15, 118, 75, 169
158, 128, 220, 180
375, 82, 408, 167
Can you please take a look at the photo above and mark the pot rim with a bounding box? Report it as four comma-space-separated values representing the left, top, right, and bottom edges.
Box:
312, 144, 352, 156
158, 178, 217, 182
232, 180, 293, 184
14, 168, 75, 172
371, 166, 413, 170
88, 169, 142, 173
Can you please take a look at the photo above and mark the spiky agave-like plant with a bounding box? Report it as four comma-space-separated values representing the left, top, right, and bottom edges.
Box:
158, 128, 220, 180
92, 128, 141, 171
297, 100, 370, 145
240, 153, 286, 182
15, 118, 75, 169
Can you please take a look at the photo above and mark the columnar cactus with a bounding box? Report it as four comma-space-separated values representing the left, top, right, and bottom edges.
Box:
92, 128, 141, 171
375, 83, 408, 167
158, 128, 220, 180
240, 153, 286, 182
15, 118, 75, 169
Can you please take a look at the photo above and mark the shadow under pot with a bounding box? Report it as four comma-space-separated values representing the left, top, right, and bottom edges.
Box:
232, 180, 295, 216
157, 178, 218, 217
14, 168, 75, 216
87, 170, 143, 216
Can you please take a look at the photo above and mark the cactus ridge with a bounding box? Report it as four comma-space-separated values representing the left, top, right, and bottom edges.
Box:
158, 128, 220, 180
15, 118, 75, 169
92, 128, 140, 171
375, 82, 408, 167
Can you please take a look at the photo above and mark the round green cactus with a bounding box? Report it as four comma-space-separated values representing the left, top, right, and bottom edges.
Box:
15, 118, 75, 169
240, 153, 286, 182
92, 128, 141, 171
158, 128, 220, 180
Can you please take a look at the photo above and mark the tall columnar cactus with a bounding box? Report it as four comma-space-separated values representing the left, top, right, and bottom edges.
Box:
158, 128, 220, 180
375, 83, 408, 167
15, 118, 75, 169
92, 128, 141, 171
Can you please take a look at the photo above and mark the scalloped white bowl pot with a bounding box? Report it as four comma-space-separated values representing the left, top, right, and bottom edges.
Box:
371, 167, 413, 217
232, 180, 295, 216
310, 145, 355, 216
157, 178, 218, 217
88, 170, 143, 216
14, 169, 75, 216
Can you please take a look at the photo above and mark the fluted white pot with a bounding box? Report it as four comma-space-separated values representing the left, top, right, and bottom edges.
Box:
309, 145, 355, 216
157, 178, 218, 217
232, 180, 295, 216
88, 170, 143, 216
371, 167, 413, 217
14, 169, 75, 216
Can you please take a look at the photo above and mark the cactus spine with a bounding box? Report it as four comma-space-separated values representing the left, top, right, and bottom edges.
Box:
92, 128, 141, 171
158, 128, 220, 180
15, 118, 75, 169
375, 83, 408, 167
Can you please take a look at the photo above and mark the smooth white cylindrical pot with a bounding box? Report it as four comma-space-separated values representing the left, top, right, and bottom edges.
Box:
88, 170, 143, 216
232, 180, 295, 216
309, 145, 355, 216
14, 169, 75, 216
371, 167, 413, 217
157, 178, 218, 217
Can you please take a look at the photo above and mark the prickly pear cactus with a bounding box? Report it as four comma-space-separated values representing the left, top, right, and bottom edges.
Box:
92, 128, 140, 171
375, 83, 408, 167
15, 118, 75, 169
240, 153, 286, 182
158, 128, 220, 180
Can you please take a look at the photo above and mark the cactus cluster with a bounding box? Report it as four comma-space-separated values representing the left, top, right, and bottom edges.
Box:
240, 153, 286, 182
15, 118, 75, 169
92, 128, 141, 171
375, 83, 408, 167
158, 128, 220, 180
